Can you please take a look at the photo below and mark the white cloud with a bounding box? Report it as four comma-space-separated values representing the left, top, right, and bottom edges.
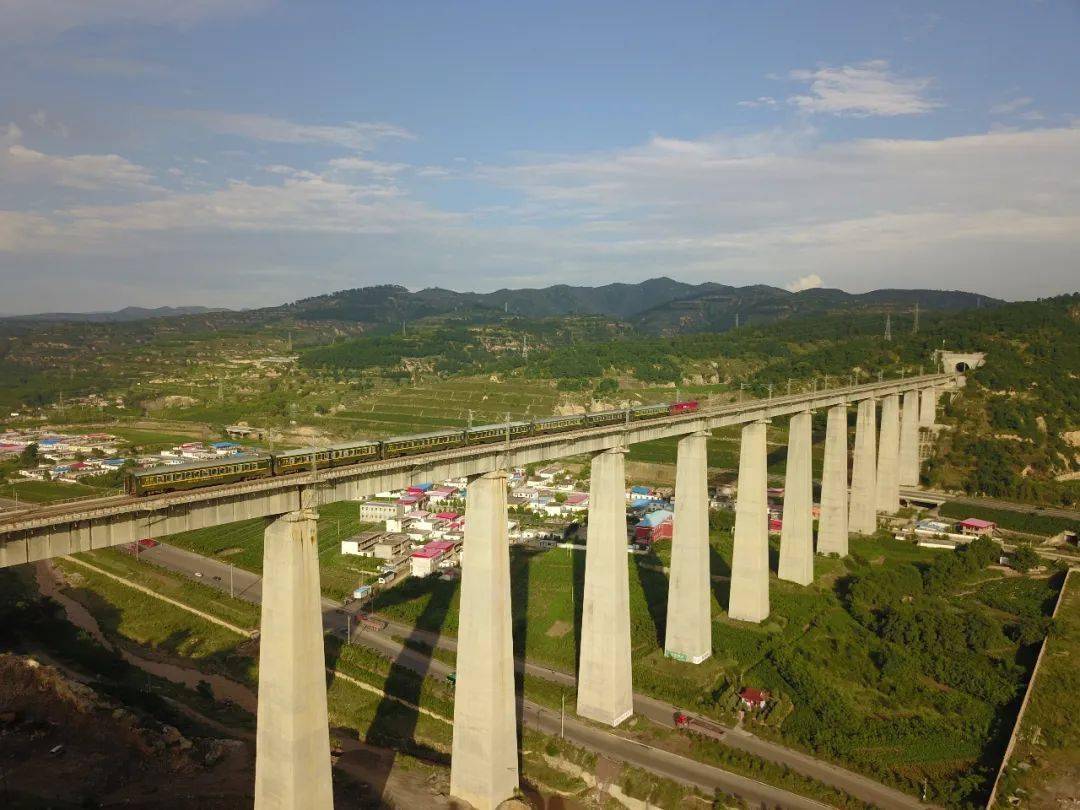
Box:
990, 96, 1034, 115
737, 96, 778, 108
2, 138, 158, 191
3, 124, 1079, 307
787, 60, 941, 117
177, 111, 415, 151
28, 109, 70, 138
0, 0, 269, 42
785, 274, 823, 292
328, 156, 409, 176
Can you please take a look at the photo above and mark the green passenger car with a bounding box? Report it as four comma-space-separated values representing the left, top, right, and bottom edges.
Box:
273, 441, 380, 475
585, 409, 625, 427
465, 421, 532, 445
382, 430, 465, 458
126, 454, 274, 496
533, 415, 586, 434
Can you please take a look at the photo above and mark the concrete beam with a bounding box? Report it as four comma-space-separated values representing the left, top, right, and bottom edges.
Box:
577, 448, 634, 726
848, 399, 877, 536
254, 510, 333, 810
875, 394, 901, 515
899, 390, 920, 487
728, 420, 770, 623
778, 411, 813, 586
919, 387, 938, 428
1, 374, 959, 568
817, 404, 849, 556
664, 432, 711, 664
450, 471, 519, 809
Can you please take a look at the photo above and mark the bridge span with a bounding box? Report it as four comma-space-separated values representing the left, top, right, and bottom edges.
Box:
1, 372, 956, 810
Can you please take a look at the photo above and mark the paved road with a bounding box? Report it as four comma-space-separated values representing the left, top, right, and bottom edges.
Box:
138, 542, 928, 808
900, 487, 1079, 522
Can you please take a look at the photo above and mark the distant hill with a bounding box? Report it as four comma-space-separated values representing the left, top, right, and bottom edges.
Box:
274, 278, 999, 334
3, 305, 227, 323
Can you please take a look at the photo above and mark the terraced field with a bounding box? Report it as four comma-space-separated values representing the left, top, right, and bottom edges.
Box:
327, 377, 566, 436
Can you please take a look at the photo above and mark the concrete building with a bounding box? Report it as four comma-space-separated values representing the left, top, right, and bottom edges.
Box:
360, 500, 401, 522
373, 533, 412, 560
410, 540, 458, 577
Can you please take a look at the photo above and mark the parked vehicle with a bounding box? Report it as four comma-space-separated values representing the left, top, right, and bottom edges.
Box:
377, 572, 395, 585
356, 612, 388, 632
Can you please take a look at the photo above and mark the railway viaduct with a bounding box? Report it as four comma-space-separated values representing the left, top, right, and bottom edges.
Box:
0, 372, 958, 810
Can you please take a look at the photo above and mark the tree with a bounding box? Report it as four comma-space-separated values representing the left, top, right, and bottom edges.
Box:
1009, 544, 1041, 573
18, 442, 39, 468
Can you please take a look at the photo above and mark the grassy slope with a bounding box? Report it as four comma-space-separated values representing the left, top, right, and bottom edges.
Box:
996, 571, 1080, 806
368, 531, 1053, 804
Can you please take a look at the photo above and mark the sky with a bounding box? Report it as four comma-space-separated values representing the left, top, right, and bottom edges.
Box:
1, 1, 1078, 313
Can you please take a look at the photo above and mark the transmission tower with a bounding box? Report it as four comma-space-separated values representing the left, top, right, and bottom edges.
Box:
884, 314, 892, 342
912, 302, 919, 334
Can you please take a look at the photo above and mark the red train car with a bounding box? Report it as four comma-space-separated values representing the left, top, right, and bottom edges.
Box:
669, 400, 699, 415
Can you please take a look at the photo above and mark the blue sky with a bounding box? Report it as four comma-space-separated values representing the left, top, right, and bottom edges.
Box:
1, 1, 1078, 312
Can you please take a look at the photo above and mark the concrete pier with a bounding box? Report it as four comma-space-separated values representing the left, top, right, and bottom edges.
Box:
848, 399, 878, 536
778, 411, 814, 586
577, 448, 634, 726
817, 404, 849, 556
920, 386, 938, 427
254, 510, 333, 810
728, 420, 770, 623
875, 394, 901, 514
664, 431, 712, 663
899, 391, 920, 487
450, 470, 519, 809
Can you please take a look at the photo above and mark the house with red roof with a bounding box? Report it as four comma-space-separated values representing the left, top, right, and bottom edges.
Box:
958, 517, 996, 537
739, 687, 770, 711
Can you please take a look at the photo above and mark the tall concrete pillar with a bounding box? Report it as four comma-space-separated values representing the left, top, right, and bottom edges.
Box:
778, 411, 813, 586
817, 404, 849, 556
848, 398, 877, 536
876, 394, 901, 514
728, 420, 770, 623
899, 391, 920, 486
577, 447, 633, 726
665, 431, 711, 663
450, 470, 519, 810
920, 387, 938, 427
255, 509, 333, 810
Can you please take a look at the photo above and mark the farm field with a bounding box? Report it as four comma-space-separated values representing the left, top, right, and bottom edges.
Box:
2, 478, 109, 503
159, 501, 384, 599
938, 500, 1080, 538
368, 530, 1061, 806
325, 377, 565, 437
995, 570, 1079, 807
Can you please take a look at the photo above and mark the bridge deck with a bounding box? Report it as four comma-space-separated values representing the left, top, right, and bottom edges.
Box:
0, 374, 955, 567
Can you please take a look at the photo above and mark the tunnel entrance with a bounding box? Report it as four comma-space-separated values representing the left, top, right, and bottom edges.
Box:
955, 362, 969, 372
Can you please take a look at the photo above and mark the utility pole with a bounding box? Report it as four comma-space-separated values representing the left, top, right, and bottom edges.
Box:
823, 374, 829, 389
787, 378, 791, 396
912, 302, 919, 334
739, 383, 746, 402
561, 692, 566, 738
468, 409, 473, 429
884, 313, 892, 342
767, 383, 773, 399
522, 334, 528, 360
878, 370, 884, 382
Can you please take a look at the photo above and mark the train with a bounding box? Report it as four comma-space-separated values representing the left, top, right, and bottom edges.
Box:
125, 399, 700, 497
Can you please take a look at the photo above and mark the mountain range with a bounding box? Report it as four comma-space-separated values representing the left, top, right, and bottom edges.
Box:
6, 279, 999, 335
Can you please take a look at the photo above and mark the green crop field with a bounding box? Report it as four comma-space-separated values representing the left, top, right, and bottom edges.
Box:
160, 501, 384, 599
2, 478, 109, 503
939, 501, 1079, 537
368, 529, 1060, 806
